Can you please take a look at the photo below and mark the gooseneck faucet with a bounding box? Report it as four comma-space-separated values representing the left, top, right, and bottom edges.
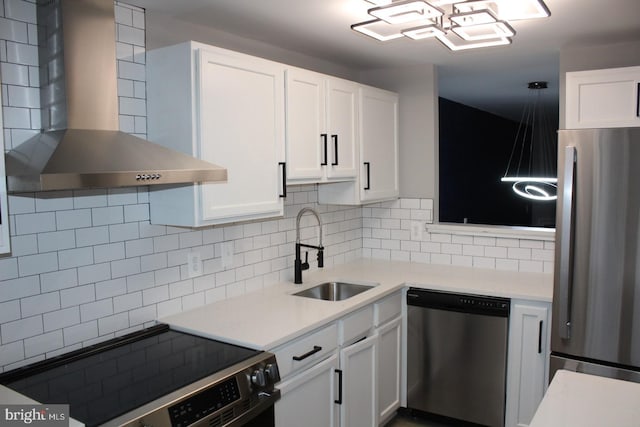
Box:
294, 207, 324, 284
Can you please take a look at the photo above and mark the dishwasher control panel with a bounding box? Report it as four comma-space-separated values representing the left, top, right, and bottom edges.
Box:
407, 288, 510, 317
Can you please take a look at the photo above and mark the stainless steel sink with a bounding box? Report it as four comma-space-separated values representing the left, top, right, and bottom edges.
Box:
293, 281, 375, 301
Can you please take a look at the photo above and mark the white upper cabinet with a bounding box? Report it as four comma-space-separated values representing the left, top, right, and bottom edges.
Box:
285, 68, 358, 183
566, 66, 640, 129
318, 85, 399, 205
147, 42, 286, 227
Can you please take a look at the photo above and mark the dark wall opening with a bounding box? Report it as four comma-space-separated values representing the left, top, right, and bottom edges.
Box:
438, 97, 556, 228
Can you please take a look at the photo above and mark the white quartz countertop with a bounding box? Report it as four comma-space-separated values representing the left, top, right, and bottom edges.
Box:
161, 258, 552, 350
530, 370, 640, 427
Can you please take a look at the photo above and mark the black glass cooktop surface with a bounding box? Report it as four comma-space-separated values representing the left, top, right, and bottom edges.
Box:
0, 325, 260, 427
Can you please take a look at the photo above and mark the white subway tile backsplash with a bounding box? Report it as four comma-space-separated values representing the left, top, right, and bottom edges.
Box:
15, 212, 56, 234
59, 247, 94, 269
113, 292, 142, 313
4, 0, 37, 23
80, 299, 114, 322
0, 301, 21, 324
94, 242, 125, 263
7, 84, 38, 107
6, 41, 37, 66
107, 188, 138, 206
76, 226, 110, 247
112, 258, 141, 280
114, 4, 133, 26
507, 247, 531, 260
41, 269, 78, 293
24, 330, 63, 358
37, 230, 76, 252
128, 305, 155, 327
2, 315, 43, 343
21, 292, 60, 317
95, 278, 127, 300
140, 253, 167, 273
0, 341, 26, 367
0, 17, 28, 43
1, 62, 29, 85
125, 238, 154, 258
8, 194, 35, 214
118, 60, 145, 81
109, 222, 140, 242
43, 307, 80, 333
3, 105, 31, 128
63, 321, 98, 346
60, 284, 95, 309
98, 312, 129, 336
18, 252, 58, 276
3, 234, 34, 256
142, 285, 168, 305
78, 262, 112, 286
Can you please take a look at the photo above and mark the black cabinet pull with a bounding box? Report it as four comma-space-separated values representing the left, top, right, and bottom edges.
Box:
636, 82, 639, 117
292, 345, 322, 361
538, 320, 543, 354
331, 135, 338, 166
363, 162, 371, 190
279, 162, 287, 198
334, 369, 343, 404
321, 134, 328, 166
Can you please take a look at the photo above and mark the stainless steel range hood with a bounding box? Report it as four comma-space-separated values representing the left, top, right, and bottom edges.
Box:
5, 0, 227, 193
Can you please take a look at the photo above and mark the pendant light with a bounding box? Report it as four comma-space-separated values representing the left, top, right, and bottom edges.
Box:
501, 81, 557, 201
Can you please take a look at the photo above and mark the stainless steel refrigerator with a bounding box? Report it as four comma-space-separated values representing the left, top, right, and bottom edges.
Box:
551, 127, 640, 383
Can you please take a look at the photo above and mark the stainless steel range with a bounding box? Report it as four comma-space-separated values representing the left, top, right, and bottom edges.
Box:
0, 324, 280, 427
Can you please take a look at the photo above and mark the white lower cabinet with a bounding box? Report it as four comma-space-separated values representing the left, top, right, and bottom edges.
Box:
376, 316, 402, 424
273, 295, 402, 427
505, 300, 551, 427
339, 334, 378, 427
275, 353, 340, 427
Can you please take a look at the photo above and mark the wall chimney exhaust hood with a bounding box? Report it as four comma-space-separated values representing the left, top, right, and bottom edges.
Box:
4, 0, 227, 193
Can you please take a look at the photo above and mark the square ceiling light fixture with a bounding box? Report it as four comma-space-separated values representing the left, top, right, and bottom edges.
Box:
351, 0, 549, 51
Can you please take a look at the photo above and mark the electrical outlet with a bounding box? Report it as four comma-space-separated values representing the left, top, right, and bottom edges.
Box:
411, 221, 423, 240
187, 251, 202, 278
221, 241, 234, 269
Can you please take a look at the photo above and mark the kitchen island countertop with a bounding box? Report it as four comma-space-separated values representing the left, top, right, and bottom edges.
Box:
161, 258, 552, 350
530, 370, 640, 427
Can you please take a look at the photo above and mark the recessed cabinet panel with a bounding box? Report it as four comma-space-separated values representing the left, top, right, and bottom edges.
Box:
198, 50, 284, 222
360, 86, 399, 202
285, 69, 325, 181
566, 66, 640, 129
326, 79, 358, 179
148, 42, 285, 227
285, 69, 358, 184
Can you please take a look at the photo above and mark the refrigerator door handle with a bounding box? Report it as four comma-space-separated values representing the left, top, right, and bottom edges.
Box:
558, 145, 577, 340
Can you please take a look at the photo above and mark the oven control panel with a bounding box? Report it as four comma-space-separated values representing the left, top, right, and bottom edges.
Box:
168, 377, 241, 427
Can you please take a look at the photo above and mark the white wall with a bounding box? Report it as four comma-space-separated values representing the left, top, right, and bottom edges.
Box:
559, 40, 640, 128
143, 9, 360, 82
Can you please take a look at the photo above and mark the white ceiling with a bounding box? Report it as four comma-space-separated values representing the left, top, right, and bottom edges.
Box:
128, 0, 640, 120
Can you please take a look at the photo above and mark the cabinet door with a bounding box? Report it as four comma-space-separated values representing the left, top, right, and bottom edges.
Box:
566, 66, 640, 129
340, 333, 378, 427
505, 301, 550, 427
360, 86, 399, 202
326, 78, 358, 180
377, 317, 401, 425
285, 69, 325, 181
198, 49, 285, 223
275, 353, 339, 427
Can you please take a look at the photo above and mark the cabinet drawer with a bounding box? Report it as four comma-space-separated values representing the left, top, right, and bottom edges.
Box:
272, 322, 338, 379
374, 291, 402, 327
339, 305, 374, 346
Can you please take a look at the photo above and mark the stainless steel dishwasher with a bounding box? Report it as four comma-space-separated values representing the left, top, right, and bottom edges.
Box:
406, 288, 510, 427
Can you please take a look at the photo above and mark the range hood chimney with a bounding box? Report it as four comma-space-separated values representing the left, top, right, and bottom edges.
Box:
4, 0, 227, 193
